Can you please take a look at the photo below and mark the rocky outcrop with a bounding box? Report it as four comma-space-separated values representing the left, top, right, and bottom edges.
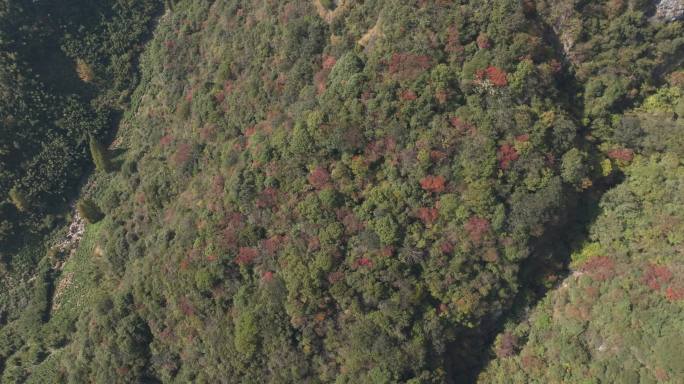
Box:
536, 1, 582, 65
655, 0, 684, 22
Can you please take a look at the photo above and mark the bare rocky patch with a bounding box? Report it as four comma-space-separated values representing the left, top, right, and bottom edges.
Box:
52, 206, 86, 271
51, 272, 74, 312
358, 18, 383, 51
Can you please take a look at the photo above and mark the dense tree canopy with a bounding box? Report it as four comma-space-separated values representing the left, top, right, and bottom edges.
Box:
0, 0, 161, 251
0, 0, 681, 383
480, 109, 684, 383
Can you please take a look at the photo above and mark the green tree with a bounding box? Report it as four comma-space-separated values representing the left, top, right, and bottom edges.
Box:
88, 135, 111, 172
77, 199, 104, 223
561, 148, 588, 187
9, 187, 29, 212
320, 0, 335, 10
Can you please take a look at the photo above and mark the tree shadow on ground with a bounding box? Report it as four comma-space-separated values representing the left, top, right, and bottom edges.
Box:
447, 180, 616, 383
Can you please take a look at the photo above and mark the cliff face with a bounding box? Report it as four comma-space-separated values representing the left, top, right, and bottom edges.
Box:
656, 0, 684, 22
537, 0, 684, 65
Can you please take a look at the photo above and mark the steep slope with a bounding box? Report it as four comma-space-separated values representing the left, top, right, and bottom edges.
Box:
0, 0, 161, 249
478, 3, 684, 382
0, 1, 161, 382
479, 156, 684, 383
479, 84, 684, 383
49, 0, 589, 382
1, 1, 682, 383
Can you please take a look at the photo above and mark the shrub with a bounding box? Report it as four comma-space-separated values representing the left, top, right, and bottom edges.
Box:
320, 0, 335, 10
76, 58, 95, 83
9, 187, 29, 212
77, 199, 105, 224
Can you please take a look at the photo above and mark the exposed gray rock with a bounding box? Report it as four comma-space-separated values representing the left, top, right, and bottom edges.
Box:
655, 0, 684, 22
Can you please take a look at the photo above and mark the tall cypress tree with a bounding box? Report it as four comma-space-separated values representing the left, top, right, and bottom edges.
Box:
89, 135, 111, 172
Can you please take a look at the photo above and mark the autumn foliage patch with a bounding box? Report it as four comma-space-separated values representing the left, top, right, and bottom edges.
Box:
495, 331, 518, 358
643, 264, 673, 290
435, 89, 448, 104
642, 264, 684, 301
261, 271, 274, 282
420, 175, 446, 193
353, 258, 373, 269
440, 241, 454, 254
400, 89, 418, 101
580, 256, 616, 281
465, 216, 490, 243
256, 187, 278, 209
322, 55, 337, 70
172, 143, 193, 167
430, 150, 446, 162
388, 53, 431, 79
178, 297, 195, 316
341, 211, 364, 234
665, 286, 684, 302
262, 235, 284, 255
476, 33, 491, 49
308, 166, 331, 189
607, 148, 634, 162
475, 66, 508, 87
160, 134, 174, 147
417, 207, 439, 224
497, 144, 519, 169
445, 26, 464, 55
449, 116, 475, 133
328, 271, 344, 284
236, 247, 258, 265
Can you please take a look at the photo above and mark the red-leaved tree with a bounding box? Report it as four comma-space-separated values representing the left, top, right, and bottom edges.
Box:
465, 216, 490, 243
607, 148, 634, 162
475, 66, 508, 87
420, 175, 446, 193
498, 144, 519, 169
580, 256, 616, 281
236, 247, 258, 265
642, 264, 673, 290
417, 207, 439, 224
308, 166, 331, 189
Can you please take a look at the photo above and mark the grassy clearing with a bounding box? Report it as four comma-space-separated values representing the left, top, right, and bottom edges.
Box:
48, 220, 107, 325
18, 220, 109, 380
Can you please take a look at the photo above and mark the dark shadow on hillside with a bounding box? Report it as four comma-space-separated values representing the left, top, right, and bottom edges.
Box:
449, 140, 626, 382
446, 183, 610, 383
109, 147, 128, 171
0, 0, 165, 334
444, 9, 621, 382
32, 42, 97, 98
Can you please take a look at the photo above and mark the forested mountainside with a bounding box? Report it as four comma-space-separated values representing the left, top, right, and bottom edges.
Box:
0, 0, 161, 266
0, 0, 681, 383
480, 90, 684, 383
